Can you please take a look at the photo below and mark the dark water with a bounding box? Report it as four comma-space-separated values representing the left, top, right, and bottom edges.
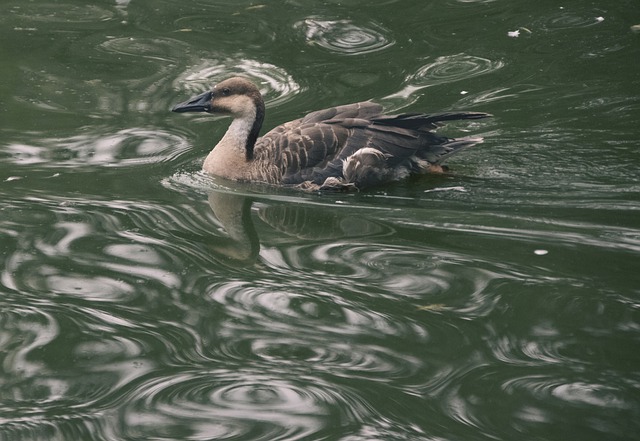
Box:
1, 0, 640, 440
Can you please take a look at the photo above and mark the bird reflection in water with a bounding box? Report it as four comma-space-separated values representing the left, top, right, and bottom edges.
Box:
204, 188, 387, 267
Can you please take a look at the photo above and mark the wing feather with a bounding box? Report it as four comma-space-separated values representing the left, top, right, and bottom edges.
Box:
252, 104, 490, 185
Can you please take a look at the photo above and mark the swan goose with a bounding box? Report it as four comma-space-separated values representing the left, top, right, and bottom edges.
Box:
172, 77, 490, 191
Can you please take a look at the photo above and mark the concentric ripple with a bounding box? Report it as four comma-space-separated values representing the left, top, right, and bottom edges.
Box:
294, 17, 394, 55
207, 277, 432, 340
119, 370, 369, 440
249, 337, 422, 380
499, 375, 631, 408
409, 53, 504, 87
278, 241, 498, 304
3, 127, 190, 168
0, 304, 154, 419
383, 53, 504, 106
0, 197, 196, 303
173, 59, 301, 107
297, 242, 440, 283
98, 36, 190, 65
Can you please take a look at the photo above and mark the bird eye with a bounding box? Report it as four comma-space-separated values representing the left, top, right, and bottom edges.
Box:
221, 88, 230, 96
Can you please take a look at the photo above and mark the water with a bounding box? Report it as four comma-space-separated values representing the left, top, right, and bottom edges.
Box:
1, 0, 640, 440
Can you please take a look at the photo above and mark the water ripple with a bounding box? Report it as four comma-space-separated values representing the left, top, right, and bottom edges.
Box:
0, 302, 155, 422
3, 127, 189, 169
410, 53, 503, 86
537, 10, 606, 31
452, 0, 497, 3
276, 241, 500, 311
249, 337, 422, 381
10, 3, 115, 25
256, 204, 389, 240
173, 12, 277, 46
98, 36, 189, 65
173, 59, 301, 108
286, 242, 442, 286
119, 370, 369, 440
15, 35, 190, 119
207, 278, 431, 346
1, 197, 184, 302
501, 375, 636, 412
294, 17, 395, 56
383, 53, 504, 107
209, 280, 349, 326
0, 307, 58, 380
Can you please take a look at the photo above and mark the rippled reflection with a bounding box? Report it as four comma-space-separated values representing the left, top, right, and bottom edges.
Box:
10, 3, 115, 24
0, 300, 156, 434
250, 337, 422, 380
409, 54, 504, 86
3, 177, 639, 439
163, 174, 395, 265
2, 0, 640, 438
294, 17, 394, 55
98, 36, 189, 65
173, 59, 301, 107
2, 127, 190, 168
16, 34, 191, 117
536, 11, 607, 30
118, 370, 368, 440
383, 53, 504, 107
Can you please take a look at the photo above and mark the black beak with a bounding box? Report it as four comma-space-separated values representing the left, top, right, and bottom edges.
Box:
172, 91, 213, 113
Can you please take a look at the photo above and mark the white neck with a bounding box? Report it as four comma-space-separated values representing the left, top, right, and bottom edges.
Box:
203, 112, 256, 179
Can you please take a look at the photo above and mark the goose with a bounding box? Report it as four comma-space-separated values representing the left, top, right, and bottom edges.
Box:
172, 77, 490, 191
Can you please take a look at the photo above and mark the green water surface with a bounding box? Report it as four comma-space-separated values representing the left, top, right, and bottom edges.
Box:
1, 1, 639, 440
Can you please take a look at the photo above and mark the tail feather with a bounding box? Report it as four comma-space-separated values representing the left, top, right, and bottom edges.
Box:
372, 112, 492, 131
424, 136, 484, 164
